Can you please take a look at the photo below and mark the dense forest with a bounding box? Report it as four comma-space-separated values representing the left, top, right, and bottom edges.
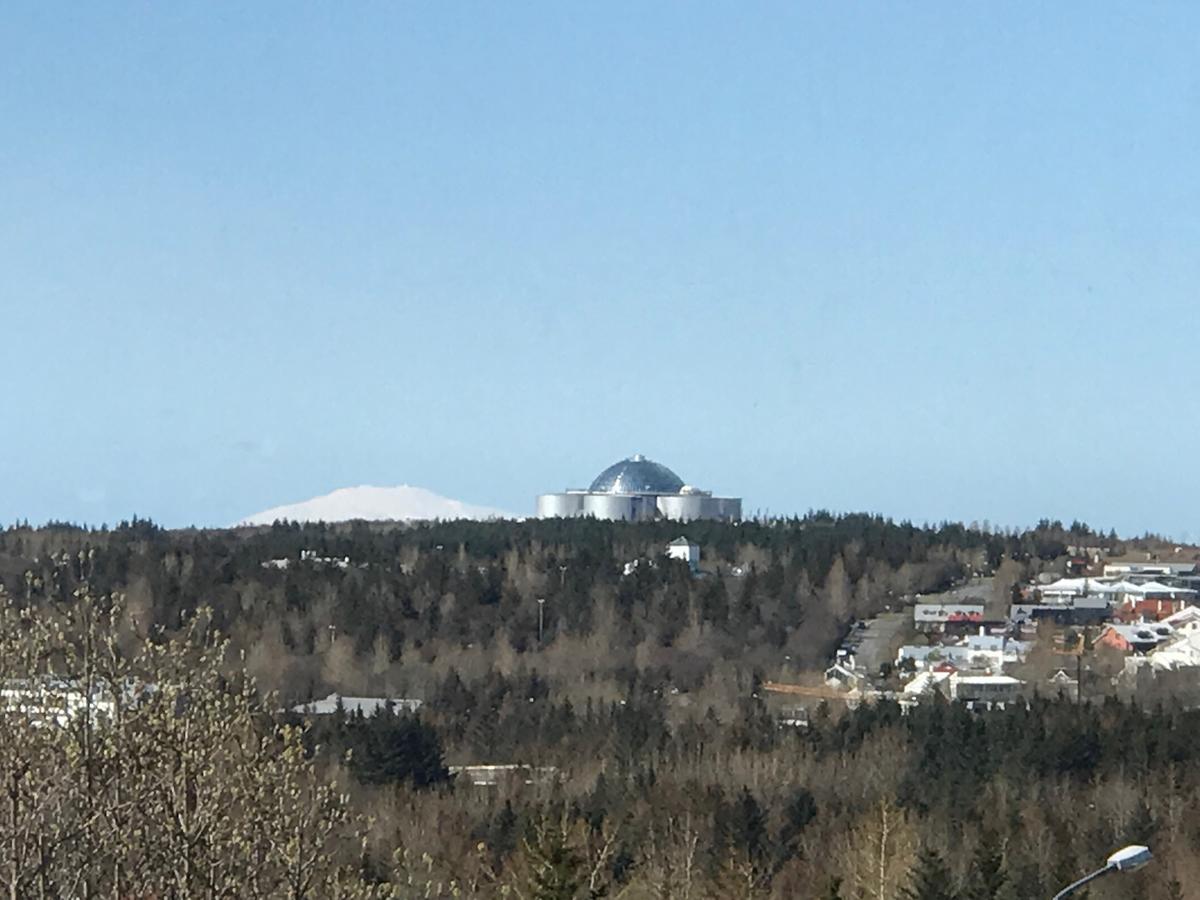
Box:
0, 514, 1084, 705
1, 515, 1189, 897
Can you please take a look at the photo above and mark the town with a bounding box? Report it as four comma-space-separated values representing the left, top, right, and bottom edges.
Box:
797, 549, 1200, 714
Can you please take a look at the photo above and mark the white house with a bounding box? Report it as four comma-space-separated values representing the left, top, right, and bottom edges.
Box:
449, 764, 558, 787
666, 537, 700, 572
291, 693, 422, 717
1036, 578, 1123, 603
0, 678, 117, 729
1048, 669, 1080, 700
1163, 606, 1200, 632
898, 671, 1023, 708
1103, 560, 1198, 579
896, 631, 1027, 673
949, 674, 1023, 707
1145, 631, 1200, 671
824, 663, 862, 691
902, 670, 952, 697
1121, 581, 1198, 601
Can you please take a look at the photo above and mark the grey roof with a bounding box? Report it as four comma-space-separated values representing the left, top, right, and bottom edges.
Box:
1104, 624, 1174, 645
588, 454, 686, 495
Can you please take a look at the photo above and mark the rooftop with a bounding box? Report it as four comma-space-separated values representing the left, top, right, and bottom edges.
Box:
588, 454, 686, 495
291, 693, 423, 717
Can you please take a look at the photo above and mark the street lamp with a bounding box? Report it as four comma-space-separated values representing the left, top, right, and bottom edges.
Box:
1052, 845, 1152, 899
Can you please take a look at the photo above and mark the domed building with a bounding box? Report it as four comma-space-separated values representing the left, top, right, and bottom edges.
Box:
536, 455, 742, 522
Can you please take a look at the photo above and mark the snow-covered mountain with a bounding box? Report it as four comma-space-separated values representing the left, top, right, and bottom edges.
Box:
236, 485, 512, 526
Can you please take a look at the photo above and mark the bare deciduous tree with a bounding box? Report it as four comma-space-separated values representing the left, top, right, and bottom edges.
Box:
0, 585, 372, 899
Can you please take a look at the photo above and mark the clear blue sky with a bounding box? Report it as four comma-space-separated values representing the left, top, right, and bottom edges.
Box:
2, 4, 1198, 537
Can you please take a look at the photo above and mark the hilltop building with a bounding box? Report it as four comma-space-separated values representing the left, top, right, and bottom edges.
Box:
667, 537, 700, 569
537, 455, 741, 522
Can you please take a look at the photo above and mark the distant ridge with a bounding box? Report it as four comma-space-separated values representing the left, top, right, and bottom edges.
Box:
236, 485, 512, 526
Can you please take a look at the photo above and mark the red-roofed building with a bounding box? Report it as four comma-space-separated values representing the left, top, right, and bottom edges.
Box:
1115, 598, 1190, 622
1097, 623, 1174, 654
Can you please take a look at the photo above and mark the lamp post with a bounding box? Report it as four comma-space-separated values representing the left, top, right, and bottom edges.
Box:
537, 598, 546, 645
1051, 845, 1152, 899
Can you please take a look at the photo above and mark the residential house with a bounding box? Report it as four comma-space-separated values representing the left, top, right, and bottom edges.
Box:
0, 677, 119, 728
1096, 623, 1174, 654
1163, 606, 1200, 633
1119, 613, 1200, 675
824, 663, 862, 691
913, 603, 987, 634
950, 674, 1023, 708
666, 537, 700, 573
1009, 597, 1110, 626
1048, 669, 1080, 700
1103, 559, 1199, 579
901, 670, 952, 698
897, 671, 1023, 709
896, 628, 1028, 673
449, 764, 558, 787
1143, 630, 1200, 672
291, 693, 423, 717
896, 645, 1019, 674
1113, 582, 1198, 621
1034, 577, 1124, 607
777, 706, 810, 728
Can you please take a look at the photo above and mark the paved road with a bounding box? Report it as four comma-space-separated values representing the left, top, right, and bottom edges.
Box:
834, 577, 997, 677
844, 611, 908, 675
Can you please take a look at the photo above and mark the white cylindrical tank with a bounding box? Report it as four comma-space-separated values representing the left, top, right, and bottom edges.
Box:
711, 497, 742, 521
657, 494, 708, 522
537, 493, 585, 518
582, 494, 638, 521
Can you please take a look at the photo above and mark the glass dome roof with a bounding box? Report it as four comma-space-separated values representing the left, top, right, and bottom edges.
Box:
588, 454, 686, 495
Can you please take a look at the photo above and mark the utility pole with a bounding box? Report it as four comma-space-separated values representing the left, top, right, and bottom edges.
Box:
1076, 639, 1083, 702
1073, 630, 1085, 703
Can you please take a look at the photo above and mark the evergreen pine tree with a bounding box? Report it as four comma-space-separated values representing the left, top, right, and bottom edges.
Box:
962, 829, 1006, 900
901, 848, 956, 900
490, 800, 519, 859
524, 819, 586, 900
777, 786, 817, 864
996, 860, 1042, 900
728, 786, 768, 863
344, 709, 449, 787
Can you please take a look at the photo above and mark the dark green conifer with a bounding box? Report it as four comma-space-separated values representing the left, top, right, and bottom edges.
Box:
962, 829, 1006, 900
901, 848, 956, 900
525, 819, 586, 900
